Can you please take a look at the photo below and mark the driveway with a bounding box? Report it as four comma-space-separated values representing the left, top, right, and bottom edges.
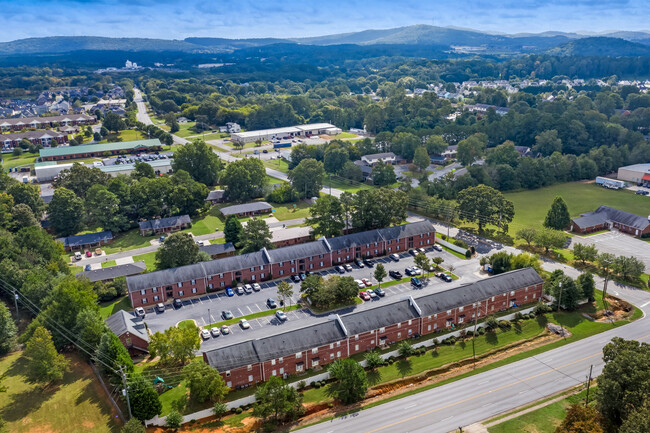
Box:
570, 230, 650, 270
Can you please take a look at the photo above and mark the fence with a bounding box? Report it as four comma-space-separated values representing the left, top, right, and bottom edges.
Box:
146, 306, 535, 426
436, 238, 470, 256
89, 361, 126, 423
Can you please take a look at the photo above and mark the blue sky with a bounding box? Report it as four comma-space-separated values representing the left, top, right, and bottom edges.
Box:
0, 0, 648, 42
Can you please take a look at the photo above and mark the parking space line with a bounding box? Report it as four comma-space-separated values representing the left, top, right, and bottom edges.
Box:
246, 305, 253, 314
253, 304, 262, 312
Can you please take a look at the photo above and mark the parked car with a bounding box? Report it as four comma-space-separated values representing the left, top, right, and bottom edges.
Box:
200, 329, 211, 340
433, 244, 442, 252
437, 273, 452, 282
411, 266, 422, 275
173, 298, 183, 308
363, 258, 374, 267
156, 303, 165, 313
210, 327, 220, 337
361, 278, 372, 287
240, 319, 250, 329
262, 149, 268, 154
408, 249, 416, 256
374, 288, 386, 297
226, 287, 234, 297
222, 310, 234, 320
95, 248, 103, 256
336, 265, 346, 274
134, 307, 145, 317
389, 270, 403, 279
220, 325, 230, 335
359, 291, 371, 301
390, 253, 400, 261
405, 267, 414, 276
236, 286, 244, 295
159, 236, 166, 243
252, 283, 261, 291
344, 264, 353, 272
85, 250, 92, 257
267, 298, 277, 309
84, 264, 92, 271
418, 248, 426, 254
275, 310, 287, 321
411, 277, 422, 288
74, 251, 82, 260
291, 274, 301, 283
196, 240, 204, 247
355, 258, 364, 268
243, 284, 253, 294
355, 279, 365, 289
367, 290, 377, 299
299, 273, 307, 280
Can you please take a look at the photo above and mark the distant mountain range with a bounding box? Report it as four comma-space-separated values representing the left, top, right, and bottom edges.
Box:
1, 25, 650, 57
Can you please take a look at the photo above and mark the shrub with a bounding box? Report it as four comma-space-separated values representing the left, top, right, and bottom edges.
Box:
458, 329, 467, 339
465, 250, 472, 258
432, 338, 440, 346
446, 336, 457, 345
513, 312, 524, 322
165, 410, 183, 430
478, 326, 486, 335
528, 311, 536, 318
235, 407, 243, 414
388, 358, 395, 364
297, 380, 307, 391
314, 382, 321, 389
485, 316, 499, 331
533, 303, 551, 316
498, 320, 512, 329
263, 421, 278, 432
309, 381, 316, 387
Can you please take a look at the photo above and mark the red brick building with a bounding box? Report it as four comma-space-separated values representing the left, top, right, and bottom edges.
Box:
126, 221, 437, 308
0, 114, 95, 132
571, 206, 650, 237
203, 268, 544, 389
105, 310, 150, 355
0, 130, 68, 149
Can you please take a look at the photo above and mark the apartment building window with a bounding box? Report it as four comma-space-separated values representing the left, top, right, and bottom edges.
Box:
192, 288, 197, 294
397, 323, 401, 329
336, 341, 341, 347
434, 323, 438, 330
355, 344, 359, 351
312, 359, 320, 367
434, 313, 438, 318
291, 267, 295, 273
397, 332, 402, 338
279, 270, 284, 275
492, 296, 495, 301
330, 353, 334, 360
279, 261, 283, 266
337, 351, 341, 357
153, 296, 159, 301
355, 334, 359, 340
371, 340, 375, 345
177, 282, 182, 288
179, 291, 184, 296
280, 368, 284, 374
447, 310, 452, 315
379, 327, 385, 333
220, 282, 225, 287
261, 273, 265, 279
152, 287, 158, 293
271, 359, 276, 366
208, 284, 213, 289
250, 267, 254, 272
140, 289, 146, 295
279, 357, 283, 363
310, 264, 313, 269
296, 352, 302, 359
408, 329, 412, 335
251, 275, 256, 281
219, 273, 224, 278
427, 325, 432, 331
227, 381, 232, 388
329, 343, 334, 349
272, 370, 276, 376
141, 298, 147, 304
290, 260, 295, 264
396, 246, 400, 250
320, 261, 324, 266
311, 348, 318, 354
260, 265, 264, 270
247, 365, 253, 371
510, 291, 515, 296
225, 371, 231, 377
388, 247, 392, 252
408, 320, 412, 325
296, 363, 304, 372
459, 307, 464, 312
248, 375, 253, 382
191, 279, 196, 284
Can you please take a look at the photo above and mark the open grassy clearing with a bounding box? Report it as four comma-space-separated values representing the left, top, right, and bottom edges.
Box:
270, 200, 312, 220
323, 177, 374, 193
98, 129, 146, 143
1, 151, 39, 169
132, 251, 156, 270
262, 157, 290, 173
0, 351, 121, 433
99, 295, 131, 319
100, 260, 117, 268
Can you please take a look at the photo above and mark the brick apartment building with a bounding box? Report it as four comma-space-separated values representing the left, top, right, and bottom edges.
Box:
126, 221, 436, 307
202, 267, 544, 389
0, 114, 95, 132
0, 130, 68, 149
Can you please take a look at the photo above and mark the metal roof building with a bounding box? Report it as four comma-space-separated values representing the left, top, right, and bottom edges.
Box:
39, 138, 161, 161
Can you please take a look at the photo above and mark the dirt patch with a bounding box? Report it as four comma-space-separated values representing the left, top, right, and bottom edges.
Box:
147, 415, 261, 433
587, 297, 634, 322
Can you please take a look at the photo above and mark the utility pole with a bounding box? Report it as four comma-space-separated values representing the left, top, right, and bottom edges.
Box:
120, 366, 132, 419
13, 288, 19, 322
472, 303, 479, 368
585, 364, 593, 406
557, 281, 566, 339
208, 308, 211, 325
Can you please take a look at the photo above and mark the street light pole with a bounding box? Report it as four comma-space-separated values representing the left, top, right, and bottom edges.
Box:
208, 308, 211, 325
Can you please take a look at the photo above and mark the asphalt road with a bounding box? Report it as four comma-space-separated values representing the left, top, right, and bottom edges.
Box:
141, 247, 473, 352
298, 266, 650, 433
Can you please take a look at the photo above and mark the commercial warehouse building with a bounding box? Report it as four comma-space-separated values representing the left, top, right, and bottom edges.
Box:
203, 268, 544, 389
231, 123, 342, 144
126, 221, 436, 307
34, 158, 173, 182
39, 138, 162, 161
617, 163, 650, 186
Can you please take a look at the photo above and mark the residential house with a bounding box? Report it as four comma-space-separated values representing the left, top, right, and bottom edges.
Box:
220, 202, 273, 218
76, 262, 147, 283
571, 206, 650, 237
205, 190, 225, 204
106, 311, 150, 355
199, 242, 237, 259
56, 231, 113, 252
138, 215, 191, 236
361, 152, 397, 166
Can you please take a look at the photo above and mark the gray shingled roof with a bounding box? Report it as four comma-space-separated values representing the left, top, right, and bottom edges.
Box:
341, 300, 419, 335
362, 152, 397, 161
201, 250, 270, 276
138, 215, 191, 231
204, 341, 259, 372
200, 242, 236, 256
105, 310, 149, 342
76, 261, 146, 282
267, 240, 330, 263
221, 202, 272, 216
326, 229, 385, 251
572, 214, 607, 229
206, 190, 225, 201
253, 321, 345, 362
572, 206, 650, 231
57, 230, 113, 247
415, 268, 543, 316
377, 220, 435, 242
126, 263, 206, 292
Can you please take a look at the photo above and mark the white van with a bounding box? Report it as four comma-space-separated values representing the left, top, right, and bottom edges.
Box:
74, 251, 82, 260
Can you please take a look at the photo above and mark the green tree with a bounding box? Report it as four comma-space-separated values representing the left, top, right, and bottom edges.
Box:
7, 182, 44, 216
48, 187, 84, 236
300, 274, 323, 298
277, 281, 294, 309
0, 193, 13, 230
24, 326, 69, 384
155, 232, 204, 270
432, 256, 444, 270
486, 141, 520, 167
544, 196, 571, 231
371, 161, 396, 186
129, 375, 162, 421
397, 341, 414, 358
613, 256, 645, 280
11, 204, 39, 230
222, 158, 266, 202
534, 130, 563, 156
364, 351, 383, 370
103, 111, 126, 133
213, 401, 228, 420
326, 359, 368, 404
551, 274, 581, 311
374, 263, 387, 288
516, 227, 537, 247
489, 251, 512, 275
306, 195, 344, 238
223, 215, 243, 245
573, 243, 598, 264
457, 185, 514, 232
535, 228, 567, 253
414, 253, 431, 277
620, 404, 650, 433
253, 376, 305, 423
0, 303, 17, 355
95, 332, 134, 382
182, 360, 228, 403
323, 145, 349, 174
554, 404, 603, 433
577, 272, 596, 302
413, 146, 430, 171
149, 323, 201, 365
340, 160, 363, 182
74, 308, 108, 360
238, 217, 273, 253
121, 418, 146, 433
596, 338, 650, 430
425, 135, 447, 155
85, 185, 128, 233
172, 140, 223, 186
131, 161, 155, 180
53, 163, 110, 198
457, 133, 487, 166
288, 158, 325, 198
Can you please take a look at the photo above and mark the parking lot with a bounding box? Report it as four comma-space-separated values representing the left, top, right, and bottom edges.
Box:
570, 230, 650, 269
139, 247, 481, 353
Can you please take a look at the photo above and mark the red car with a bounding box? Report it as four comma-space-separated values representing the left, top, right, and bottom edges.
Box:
85, 250, 92, 257
359, 292, 371, 301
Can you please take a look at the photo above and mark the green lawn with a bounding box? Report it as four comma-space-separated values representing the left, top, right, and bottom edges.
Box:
99, 296, 131, 319
327, 132, 357, 139
324, 177, 374, 193
170, 122, 198, 138
1, 152, 39, 169
101, 229, 155, 254
0, 351, 121, 433
223, 140, 269, 150
263, 158, 290, 173
489, 389, 590, 433
503, 181, 650, 237
100, 260, 117, 268
188, 132, 229, 141
133, 251, 157, 270
271, 200, 312, 221
98, 129, 146, 143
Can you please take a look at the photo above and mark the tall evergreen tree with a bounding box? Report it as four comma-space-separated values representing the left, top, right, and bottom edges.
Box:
223, 215, 243, 245
24, 326, 69, 384
544, 196, 571, 231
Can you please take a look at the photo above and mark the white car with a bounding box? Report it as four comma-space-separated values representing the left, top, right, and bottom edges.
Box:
411, 266, 422, 275
200, 329, 211, 340
134, 307, 145, 317
275, 310, 287, 321
433, 244, 443, 252
355, 279, 365, 289
210, 327, 220, 337
240, 319, 251, 329
243, 284, 253, 294
252, 283, 261, 291
367, 290, 378, 299
390, 253, 400, 261
236, 286, 244, 295
418, 248, 427, 254
344, 264, 353, 272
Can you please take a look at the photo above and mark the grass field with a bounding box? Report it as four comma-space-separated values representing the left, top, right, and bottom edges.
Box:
262, 158, 290, 173
98, 129, 146, 143
324, 177, 374, 193
271, 200, 312, 220
0, 351, 121, 433
132, 251, 156, 270
1, 151, 39, 169
99, 296, 131, 319
100, 260, 117, 268
489, 389, 590, 433
503, 181, 650, 236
